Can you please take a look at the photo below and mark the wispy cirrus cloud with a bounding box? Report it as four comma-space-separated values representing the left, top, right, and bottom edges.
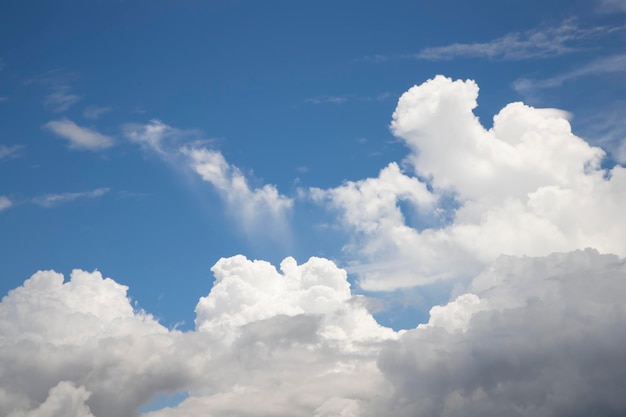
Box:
513, 53, 626, 93
32, 187, 110, 208
44, 89, 81, 113
122, 119, 200, 154
26, 69, 82, 112
0, 196, 12, 212
183, 147, 294, 233
83, 105, 111, 120
124, 119, 291, 235
305, 95, 349, 105
597, 0, 626, 12
413, 20, 622, 61
304, 92, 393, 105
43, 119, 115, 151
0, 144, 23, 160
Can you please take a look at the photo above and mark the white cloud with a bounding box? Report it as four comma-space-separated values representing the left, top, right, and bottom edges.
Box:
1, 256, 397, 417
82, 106, 111, 120
597, 0, 626, 12
7, 382, 95, 417
123, 120, 290, 234
375, 249, 626, 417
514, 53, 626, 93
415, 20, 619, 60
0, 269, 200, 417
43, 119, 114, 151
313, 75, 626, 290
183, 147, 293, 234
305, 95, 349, 104
44, 90, 81, 113
0, 196, 12, 212
0, 144, 23, 160
123, 119, 176, 154
33, 188, 109, 208
26, 69, 81, 113
3, 251, 625, 417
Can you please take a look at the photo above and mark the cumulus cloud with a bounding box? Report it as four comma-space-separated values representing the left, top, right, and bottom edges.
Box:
313, 75, 626, 290
0, 256, 397, 417
32, 188, 110, 208
3, 251, 626, 417
183, 147, 293, 233
43, 119, 114, 151
0, 269, 201, 417
376, 249, 626, 417
415, 20, 619, 61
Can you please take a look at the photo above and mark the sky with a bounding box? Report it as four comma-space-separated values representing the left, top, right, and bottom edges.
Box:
1, 0, 626, 416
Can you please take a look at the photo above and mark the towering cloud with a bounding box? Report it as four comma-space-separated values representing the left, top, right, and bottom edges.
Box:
315, 76, 626, 290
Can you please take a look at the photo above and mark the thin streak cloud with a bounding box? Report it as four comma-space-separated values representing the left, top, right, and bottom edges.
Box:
32, 188, 110, 208
43, 119, 115, 151
413, 20, 622, 61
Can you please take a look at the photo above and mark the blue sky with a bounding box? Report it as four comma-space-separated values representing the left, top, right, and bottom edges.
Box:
1, 1, 626, 416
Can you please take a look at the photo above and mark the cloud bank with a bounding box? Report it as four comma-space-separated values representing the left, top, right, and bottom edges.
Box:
2, 250, 625, 416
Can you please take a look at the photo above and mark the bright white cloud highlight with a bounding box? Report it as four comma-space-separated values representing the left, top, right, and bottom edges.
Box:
1, 256, 398, 417
314, 75, 626, 290
33, 188, 110, 208
43, 119, 114, 151
183, 147, 293, 233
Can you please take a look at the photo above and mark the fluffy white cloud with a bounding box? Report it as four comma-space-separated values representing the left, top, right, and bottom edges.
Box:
315, 75, 626, 290
183, 147, 293, 233
0, 269, 201, 417
43, 119, 114, 151
0, 257, 397, 417
375, 249, 626, 417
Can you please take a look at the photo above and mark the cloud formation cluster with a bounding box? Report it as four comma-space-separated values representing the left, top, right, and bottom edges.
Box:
4, 76, 626, 417
0, 256, 397, 417
2, 250, 625, 417
315, 76, 626, 290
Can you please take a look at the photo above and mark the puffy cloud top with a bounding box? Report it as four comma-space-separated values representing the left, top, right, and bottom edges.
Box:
317, 75, 626, 290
